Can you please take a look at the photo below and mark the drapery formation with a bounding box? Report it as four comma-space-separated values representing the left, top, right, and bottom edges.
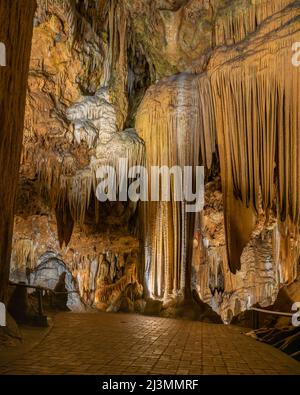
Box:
6, 0, 300, 314
215, 0, 295, 46
136, 1, 300, 299
22, 0, 144, 246
136, 74, 216, 301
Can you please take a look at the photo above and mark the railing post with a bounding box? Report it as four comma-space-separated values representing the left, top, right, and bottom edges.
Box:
37, 287, 44, 316
251, 309, 259, 330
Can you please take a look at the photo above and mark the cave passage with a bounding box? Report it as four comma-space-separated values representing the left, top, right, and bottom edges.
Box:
1, 0, 300, 377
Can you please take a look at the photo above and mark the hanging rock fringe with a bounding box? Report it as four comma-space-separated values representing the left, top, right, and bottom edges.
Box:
215, 0, 295, 46
12, 239, 36, 272
136, 3, 300, 298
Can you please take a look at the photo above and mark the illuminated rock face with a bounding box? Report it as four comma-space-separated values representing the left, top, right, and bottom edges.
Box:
8, 0, 300, 320
134, 0, 300, 317
21, 0, 145, 227
192, 180, 300, 323
136, 73, 216, 302
66, 88, 118, 148
10, 207, 140, 311
66, 87, 144, 168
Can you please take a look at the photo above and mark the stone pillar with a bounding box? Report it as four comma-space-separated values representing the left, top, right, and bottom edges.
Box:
0, 0, 36, 303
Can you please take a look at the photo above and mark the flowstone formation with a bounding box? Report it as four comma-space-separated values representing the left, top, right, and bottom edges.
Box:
8, 0, 300, 323
136, 73, 216, 303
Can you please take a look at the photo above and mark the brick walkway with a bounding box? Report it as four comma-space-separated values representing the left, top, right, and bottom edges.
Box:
0, 312, 299, 375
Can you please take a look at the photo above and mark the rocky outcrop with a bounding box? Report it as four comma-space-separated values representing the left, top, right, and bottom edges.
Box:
245, 270, 300, 361
192, 179, 300, 322
23, 1, 145, 232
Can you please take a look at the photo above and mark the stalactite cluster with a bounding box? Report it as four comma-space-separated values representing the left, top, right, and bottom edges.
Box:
135, 0, 300, 309
33, 87, 145, 232
192, 178, 300, 322
0, 0, 36, 303
209, 6, 300, 273
6, 0, 300, 321
214, 0, 294, 46
21, 0, 145, 243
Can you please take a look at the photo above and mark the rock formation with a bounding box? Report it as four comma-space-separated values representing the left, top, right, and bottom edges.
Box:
1, 0, 300, 323
136, 73, 215, 302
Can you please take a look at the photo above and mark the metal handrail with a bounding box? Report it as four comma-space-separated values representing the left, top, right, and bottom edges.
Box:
9, 281, 76, 295
250, 307, 293, 329
250, 307, 293, 317
8, 281, 77, 322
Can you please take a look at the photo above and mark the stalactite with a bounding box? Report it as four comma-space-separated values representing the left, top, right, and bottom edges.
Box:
13, 0, 300, 316
137, 2, 300, 300
11, 219, 140, 308
273, 221, 299, 285
20, 0, 137, 251
55, 204, 74, 248
70, 250, 139, 307
191, 179, 298, 322
11, 239, 36, 273
34, 84, 144, 233
215, 0, 294, 47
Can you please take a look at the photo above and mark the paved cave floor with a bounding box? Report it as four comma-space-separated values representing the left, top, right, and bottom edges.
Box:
0, 312, 299, 375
